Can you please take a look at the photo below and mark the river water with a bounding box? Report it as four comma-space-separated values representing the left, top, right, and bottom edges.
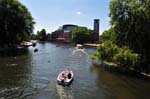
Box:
0, 42, 150, 99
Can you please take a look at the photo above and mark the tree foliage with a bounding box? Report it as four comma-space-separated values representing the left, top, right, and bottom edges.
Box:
36, 29, 47, 41
0, 0, 35, 46
72, 27, 92, 44
113, 47, 140, 68
100, 28, 117, 43
97, 41, 119, 62
109, 0, 150, 70
92, 41, 139, 68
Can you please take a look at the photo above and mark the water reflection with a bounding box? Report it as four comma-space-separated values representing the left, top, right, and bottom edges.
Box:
0, 49, 33, 98
0, 42, 150, 99
90, 65, 150, 99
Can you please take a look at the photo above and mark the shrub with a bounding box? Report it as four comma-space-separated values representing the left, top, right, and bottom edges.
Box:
113, 48, 140, 68
92, 41, 140, 68
96, 41, 119, 62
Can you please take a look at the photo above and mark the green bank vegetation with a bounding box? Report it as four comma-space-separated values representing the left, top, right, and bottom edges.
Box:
92, 0, 150, 74
91, 41, 139, 68
0, 0, 35, 47
36, 29, 47, 41
72, 27, 92, 44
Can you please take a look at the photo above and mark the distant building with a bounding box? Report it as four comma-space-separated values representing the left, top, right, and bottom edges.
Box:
51, 24, 77, 42
63, 24, 77, 42
92, 19, 100, 43
51, 19, 100, 43
47, 33, 52, 41
51, 30, 62, 41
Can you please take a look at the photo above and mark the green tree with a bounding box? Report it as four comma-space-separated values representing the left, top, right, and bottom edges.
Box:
100, 28, 117, 43
109, 0, 150, 71
40, 29, 47, 41
36, 31, 40, 40
113, 47, 140, 68
91, 41, 139, 68
72, 27, 92, 44
94, 41, 119, 62
0, 0, 35, 47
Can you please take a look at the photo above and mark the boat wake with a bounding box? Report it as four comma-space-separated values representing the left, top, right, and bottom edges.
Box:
72, 48, 88, 57
56, 85, 74, 99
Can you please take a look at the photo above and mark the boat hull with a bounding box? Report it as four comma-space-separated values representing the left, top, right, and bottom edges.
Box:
57, 71, 73, 86
57, 78, 73, 86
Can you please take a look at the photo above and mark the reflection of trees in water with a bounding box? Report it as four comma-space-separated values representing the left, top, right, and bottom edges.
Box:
0, 48, 29, 57
0, 50, 33, 98
90, 65, 150, 99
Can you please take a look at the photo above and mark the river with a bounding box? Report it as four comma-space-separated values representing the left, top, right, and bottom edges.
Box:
0, 42, 150, 99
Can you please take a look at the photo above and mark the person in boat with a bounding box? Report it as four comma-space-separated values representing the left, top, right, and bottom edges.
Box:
61, 73, 66, 80
67, 68, 71, 79
68, 72, 71, 79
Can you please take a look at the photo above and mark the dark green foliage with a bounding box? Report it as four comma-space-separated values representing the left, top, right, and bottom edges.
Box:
97, 41, 119, 62
113, 47, 140, 68
72, 27, 92, 44
100, 28, 117, 43
30, 34, 37, 40
0, 0, 35, 46
109, 0, 150, 71
92, 41, 139, 68
35, 29, 47, 41
39, 29, 47, 41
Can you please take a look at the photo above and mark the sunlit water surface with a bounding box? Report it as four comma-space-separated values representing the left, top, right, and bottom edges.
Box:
0, 42, 150, 99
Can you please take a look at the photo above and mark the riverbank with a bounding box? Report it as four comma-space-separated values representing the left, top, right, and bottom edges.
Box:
92, 60, 150, 80
83, 43, 99, 47
46, 41, 99, 48
0, 47, 28, 56
0, 41, 36, 56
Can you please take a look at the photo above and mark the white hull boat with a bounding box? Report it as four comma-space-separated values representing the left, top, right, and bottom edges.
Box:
76, 44, 84, 49
57, 70, 73, 86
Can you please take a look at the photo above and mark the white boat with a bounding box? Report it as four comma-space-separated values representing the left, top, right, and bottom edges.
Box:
57, 70, 73, 86
76, 44, 83, 49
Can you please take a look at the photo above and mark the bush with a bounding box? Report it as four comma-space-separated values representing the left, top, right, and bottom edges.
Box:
92, 41, 140, 68
96, 41, 119, 62
100, 28, 117, 43
113, 48, 140, 68
90, 53, 99, 61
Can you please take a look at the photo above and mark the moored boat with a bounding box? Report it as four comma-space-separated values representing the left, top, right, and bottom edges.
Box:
57, 69, 73, 86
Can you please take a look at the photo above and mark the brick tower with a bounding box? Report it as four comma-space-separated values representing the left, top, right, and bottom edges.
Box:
93, 19, 99, 43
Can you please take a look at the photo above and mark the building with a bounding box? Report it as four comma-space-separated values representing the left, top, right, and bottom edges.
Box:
51, 24, 77, 42
63, 24, 77, 42
51, 30, 62, 41
51, 19, 100, 43
92, 19, 100, 43
47, 33, 52, 41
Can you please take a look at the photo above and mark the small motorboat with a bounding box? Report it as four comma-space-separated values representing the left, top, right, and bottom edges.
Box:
76, 44, 83, 49
57, 69, 73, 86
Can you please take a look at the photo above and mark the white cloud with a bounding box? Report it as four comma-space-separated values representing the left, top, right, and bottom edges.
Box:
76, 11, 82, 15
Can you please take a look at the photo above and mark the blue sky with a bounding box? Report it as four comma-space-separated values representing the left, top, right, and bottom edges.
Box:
20, 0, 111, 34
